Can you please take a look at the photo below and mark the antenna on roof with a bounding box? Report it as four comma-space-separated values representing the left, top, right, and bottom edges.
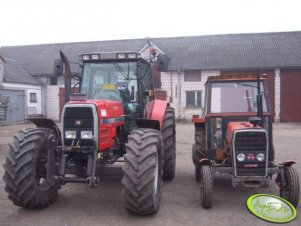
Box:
146, 37, 157, 63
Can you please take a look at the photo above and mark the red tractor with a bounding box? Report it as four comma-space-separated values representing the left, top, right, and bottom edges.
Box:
3, 50, 176, 215
192, 73, 299, 208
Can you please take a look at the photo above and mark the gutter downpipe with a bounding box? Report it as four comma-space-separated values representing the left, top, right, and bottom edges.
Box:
170, 71, 173, 103
177, 69, 181, 119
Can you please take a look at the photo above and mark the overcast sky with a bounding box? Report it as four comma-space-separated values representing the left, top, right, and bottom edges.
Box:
1, 0, 301, 47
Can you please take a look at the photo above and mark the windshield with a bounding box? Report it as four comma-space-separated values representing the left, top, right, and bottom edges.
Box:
210, 81, 268, 113
80, 62, 138, 101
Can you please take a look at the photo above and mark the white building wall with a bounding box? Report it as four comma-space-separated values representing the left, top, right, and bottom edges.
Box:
46, 86, 60, 121
161, 70, 220, 119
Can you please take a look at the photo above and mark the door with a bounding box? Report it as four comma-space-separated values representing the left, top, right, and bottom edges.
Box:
280, 69, 301, 122
0, 89, 25, 123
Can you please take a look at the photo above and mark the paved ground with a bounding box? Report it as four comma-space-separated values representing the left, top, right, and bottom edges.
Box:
0, 122, 300, 226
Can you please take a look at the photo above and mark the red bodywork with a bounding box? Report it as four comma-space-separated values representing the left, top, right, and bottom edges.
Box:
225, 121, 254, 145
69, 99, 124, 151
145, 99, 167, 130
69, 98, 167, 151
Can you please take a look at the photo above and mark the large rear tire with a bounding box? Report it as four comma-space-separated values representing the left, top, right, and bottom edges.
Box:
200, 165, 212, 208
279, 166, 299, 207
3, 128, 59, 208
193, 128, 206, 182
195, 128, 206, 159
122, 129, 163, 215
162, 107, 176, 180
192, 144, 200, 181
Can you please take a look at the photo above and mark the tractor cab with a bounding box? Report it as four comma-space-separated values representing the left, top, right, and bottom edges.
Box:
77, 52, 155, 119
202, 75, 274, 162
192, 74, 299, 209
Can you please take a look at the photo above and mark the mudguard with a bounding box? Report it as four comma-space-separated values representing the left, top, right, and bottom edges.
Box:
280, 161, 296, 167
148, 99, 168, 129
135, 118, 160, 131
199, 158, 212, 166
26, 114, 61, 140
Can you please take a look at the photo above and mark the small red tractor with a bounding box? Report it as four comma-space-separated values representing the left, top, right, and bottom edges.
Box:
192, 73, 299, 208
3, 50, 176, 215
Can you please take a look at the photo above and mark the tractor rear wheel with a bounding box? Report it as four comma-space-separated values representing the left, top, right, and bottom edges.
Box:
192, 143, 200, 181
195, 128, 206, 159
279, 166, 299, 207
193, 128, 206, 182
122, 129, 163, 215
199, 165, 212, 208
3, 128, 59, 208
162, 107, 176, 180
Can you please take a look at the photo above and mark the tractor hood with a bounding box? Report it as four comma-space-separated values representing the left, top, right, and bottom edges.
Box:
226, 121, 259, 145
68, 99, 124, 119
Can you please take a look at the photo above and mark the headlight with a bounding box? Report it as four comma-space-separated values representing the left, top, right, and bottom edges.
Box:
82, 55, 90, 61
81, 131, 93, 139
65, 131, 76, 139
237, 153, 245, 161
91, 54, 100, 60
117, 53, 126, 59
257, 153, 265, 161
128, 53, 137, 59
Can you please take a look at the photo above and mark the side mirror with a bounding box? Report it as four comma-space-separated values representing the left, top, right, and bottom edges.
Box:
156, 54, 170, 72
53, 59, 63, 77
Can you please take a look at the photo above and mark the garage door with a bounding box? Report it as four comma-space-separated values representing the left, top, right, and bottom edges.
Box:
280, 69, 301, 122
0, 89, 25, 124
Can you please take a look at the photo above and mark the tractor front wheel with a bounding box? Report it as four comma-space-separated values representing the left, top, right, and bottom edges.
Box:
122, 129, 163, 215
199, 165, 212, 208
278, 166, 299, 207
3, 128, 59, 208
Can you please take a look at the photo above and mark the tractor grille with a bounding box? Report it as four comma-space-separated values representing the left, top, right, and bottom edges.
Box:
63, 106, 95, 147
233, 130, 267, 177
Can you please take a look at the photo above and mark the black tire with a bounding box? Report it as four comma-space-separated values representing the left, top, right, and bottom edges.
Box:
193, 128, 206, 182
162, 107, 176, 180
192, 143, 200, 182
279, 167, 299, 207
195, 128, 206, 159
3, 128, 59, 208
122, 129, 163, 215
200, 165, 212, 208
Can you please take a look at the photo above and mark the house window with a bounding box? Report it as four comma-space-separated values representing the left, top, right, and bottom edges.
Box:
184, 71, 201, 82
30, 93, 37, 103
186, 91, 202, 107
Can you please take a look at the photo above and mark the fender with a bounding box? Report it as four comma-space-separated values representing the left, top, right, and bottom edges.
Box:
192, 117, 205, 124
148, 99, 168, 130
135, 118, 160, 131
26, 114, 61, 141
280, 160, 296, 167
194, 119, 205, 130
199, 158, 212, 166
